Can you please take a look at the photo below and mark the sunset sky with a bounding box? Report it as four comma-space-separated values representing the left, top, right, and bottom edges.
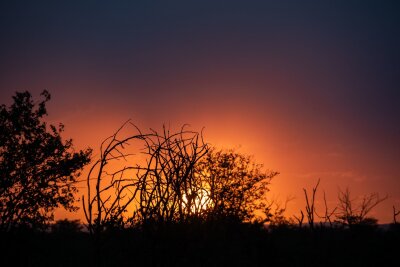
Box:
1, 0, 399, 222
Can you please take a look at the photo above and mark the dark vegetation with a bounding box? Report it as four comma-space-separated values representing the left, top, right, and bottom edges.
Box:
0, 91, 399, 266
1, 220, 400, 267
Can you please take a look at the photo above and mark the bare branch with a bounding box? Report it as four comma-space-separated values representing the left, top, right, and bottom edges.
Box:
303, 178, 320, 230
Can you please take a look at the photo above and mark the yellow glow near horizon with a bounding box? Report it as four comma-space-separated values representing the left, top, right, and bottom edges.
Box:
182, 187, 212, 215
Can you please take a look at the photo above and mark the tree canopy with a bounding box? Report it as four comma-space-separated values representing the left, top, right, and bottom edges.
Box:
0, 91, 91, 230
196, 149, 278, 222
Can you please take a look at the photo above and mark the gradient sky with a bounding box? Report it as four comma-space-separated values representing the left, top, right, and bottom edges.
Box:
1, 0, 399, 222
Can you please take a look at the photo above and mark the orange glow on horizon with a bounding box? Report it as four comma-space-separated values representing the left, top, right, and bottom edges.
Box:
51, 103, 398, 224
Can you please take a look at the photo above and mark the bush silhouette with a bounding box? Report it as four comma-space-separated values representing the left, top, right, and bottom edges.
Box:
83, 123, 277, 233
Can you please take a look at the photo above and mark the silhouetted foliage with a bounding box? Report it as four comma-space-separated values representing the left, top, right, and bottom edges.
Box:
196, 149, 278, 222
83, 123, 278, 234
0, 93, 397, 266
0, 91, 91, 231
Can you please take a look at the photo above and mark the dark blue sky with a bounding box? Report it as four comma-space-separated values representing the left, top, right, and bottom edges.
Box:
1, 0, 399, 221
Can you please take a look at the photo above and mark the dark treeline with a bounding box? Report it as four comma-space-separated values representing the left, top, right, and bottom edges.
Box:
1, 91, 399, 266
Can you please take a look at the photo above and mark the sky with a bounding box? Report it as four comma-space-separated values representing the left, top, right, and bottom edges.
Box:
1, 0, 399, 223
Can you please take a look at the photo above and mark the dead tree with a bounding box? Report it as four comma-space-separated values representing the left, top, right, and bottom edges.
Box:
294, 210, 304, 228
316, 191, 337, 228
336, 188, 387, 227
393, 205, 400, 224
303, 179, 320, 230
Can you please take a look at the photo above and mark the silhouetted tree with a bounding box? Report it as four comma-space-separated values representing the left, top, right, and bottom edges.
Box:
393, 205, 400, 224
335, 188, 387, 227
0, 91, 91, 231
196, 149, 278, 222
303, 179, 320, 230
